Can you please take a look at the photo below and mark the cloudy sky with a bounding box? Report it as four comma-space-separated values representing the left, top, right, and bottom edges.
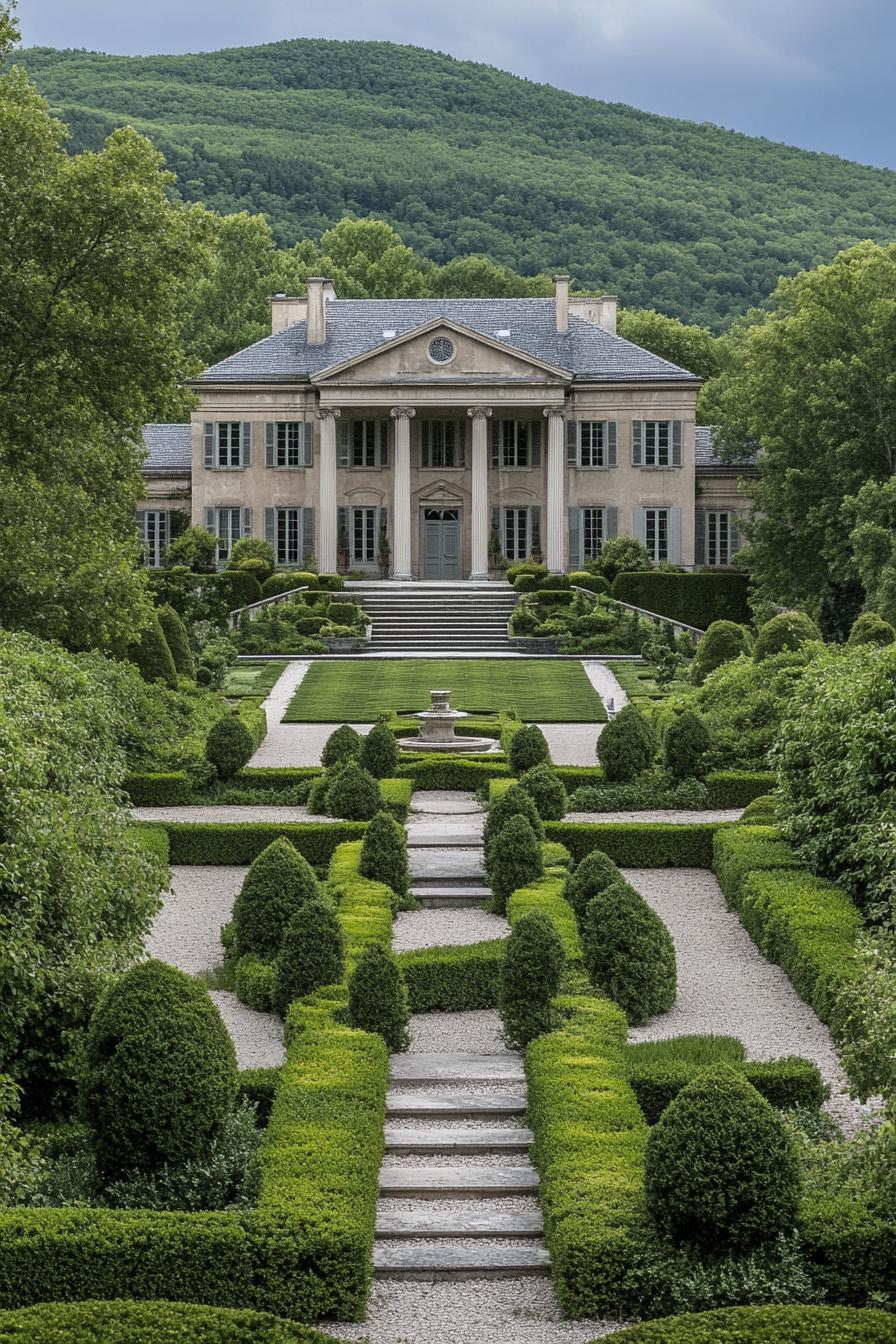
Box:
18, 0, 896, 170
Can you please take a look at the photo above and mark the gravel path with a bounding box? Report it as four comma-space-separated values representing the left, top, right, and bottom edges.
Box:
409, 1009, 508, 1054
134, 805, 319, 823
247, 658, 375, 767
566, 809, 742, 824
146, 865, 246, 973
209, 990, 285, 1069
581, 660, 628, 715
537, 662, 629, 766
623, 867, 874, 1135
393, 910, 509, 951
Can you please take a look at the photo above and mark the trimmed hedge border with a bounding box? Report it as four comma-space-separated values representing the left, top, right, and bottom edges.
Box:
378, 778, 412, 822
546, 822, 725, 867
326, 841, 394, 971
393, 756, 510, 789
163, 822, 368, 866
0, 1299, 342, 1342
398, 940, 504, 1012
131, 823, 170, 866
124, 771, 192, 806
507, 877, 582, 968
626, 1055, 827, 1124
610, 571, 751, 627
492, 772, 775, 812
607, 1305, 896, 1343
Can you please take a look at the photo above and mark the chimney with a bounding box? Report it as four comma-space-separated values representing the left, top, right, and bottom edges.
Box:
270, 293, 307, 335
599, 295, 618, 335
307, 277, 336, 345
554, 274, 570, 333
567, 293, 618, 335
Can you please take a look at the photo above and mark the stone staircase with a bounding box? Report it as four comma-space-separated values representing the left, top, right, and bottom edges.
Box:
346, 581, 517, 653
407, 793, 490, 908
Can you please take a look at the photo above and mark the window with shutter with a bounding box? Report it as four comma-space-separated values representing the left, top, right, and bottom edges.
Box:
240, 423, 252, 468
606, 505, 618, 538
643, 507, 671, 562
568, 507, 580, 568
695, 508, 707, 567
267, 422, 308, 468
631, 421, 643, 467
607, 422, 618, 467
302, 507, 315, 561
209, 422, 242, 469
706, 510, 734, 566
336, 420, 350, 468
213, 507, 241, 563
581, 507, 606, 562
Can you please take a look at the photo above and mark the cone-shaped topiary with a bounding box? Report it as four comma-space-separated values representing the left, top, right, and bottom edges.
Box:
127, 610, 178, 689
359, 719, 399, 778
359, 810, 409, 895
847, 611, 896, 647
326, 759, 381, 820
564, 848, 620, 923
488, 814, 544, 914
80, 959, 237, 1179
500, 911, 565, 1047
273, 898, 345, 1015
483, 783, 544, 866
347, 944, 410, 1052
508, 723, 551, 774
581, 879, 676, 1023
205, 712, 254, 780
232, 837, 319, 959
157, 604, 195, 678
753, 611, 820, 661
517, 763, 568, 821
664, 710, 711, 781
645, 1064, 801, 1249
321, 723, 362, 768
689, 620, 753, 685
597, 704, 655, 781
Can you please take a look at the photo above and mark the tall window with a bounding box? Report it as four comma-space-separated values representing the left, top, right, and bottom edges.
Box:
352, 422, 379, 468
137, 510, 169, 568
580, 423, 606, 468
352, 507, 377, 563
501, 421, 531, 468
215, 422, 242, 468
643, 422, 671, 467
582, 507, 604, 561
276, 508, 301, 565
504, 507, 529, 561
644, 508, 669, 562
215, 507, 242, 562
420, 419, 464, 468
273, 423, 307, 468
707, 511, 732, 566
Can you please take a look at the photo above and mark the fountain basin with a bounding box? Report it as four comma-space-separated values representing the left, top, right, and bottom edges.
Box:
397, 689, 499, 755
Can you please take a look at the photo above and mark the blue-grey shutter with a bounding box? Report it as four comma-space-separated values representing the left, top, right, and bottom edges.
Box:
695, 508, 707, 566
337, 505, 349, 555
377, 420, 389, 469
159, 511, 169, 555
667, 508, 682, 564
730, 512, 742, 556
240, 422, 252, 467
242, 507, 253, 537
631, 420, 643, 467
377, 505, 389, 569
204, 506, 215, 532
529, 505, 541, 554
456, 418, 466, 468
489, 420, 501, 468
302, 506, 315, 561
672, 420, 683, 467
566, 419, 578, 466
529, 421, 541, 468
491, 506, 500, 536
337, 420, 350, 467
607, 421, 618, 467
568, 507, 580, 569
302, 422, 313, 467
203, 423, 215, 468
419, 422, 430, 469
265, 506, 276, 553
265, 423, 275, 467
632, 507, 646, 546
606, 505, 618, 539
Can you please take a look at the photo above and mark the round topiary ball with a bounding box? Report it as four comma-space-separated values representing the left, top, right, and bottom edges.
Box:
347, 944, 410, 1052
508, 723, 551, 774
597, 704, 655, 782
645, 1064, 801, 1249
663, 710, 711, 781
483, 783, 545, 866
581, 879, 676, 1022
488, 814, 544, 914
232, 837, 319, 959
689, 620, 753, 685
517, 763, 568, 821
359, 810, 409, 896
205, 713, 254, 780
273, 898, 345, 1015
326, 760, 381, 820
80, 960, 238, 1179
564, 848, 620, 923
500, 911, 566, 1048
753, 611, 820, 661
847, 611, 896, 648
359, 720, 399, 779
321, 723, 362, 768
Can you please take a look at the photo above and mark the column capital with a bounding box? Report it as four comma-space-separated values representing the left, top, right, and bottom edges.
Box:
318, 406, 342, 421
466, 406, 493, 420
543, 406, 566, 419
390, 406, 416, 419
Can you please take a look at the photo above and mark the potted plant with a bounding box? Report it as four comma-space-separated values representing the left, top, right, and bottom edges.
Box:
377, 517, 391, 579
337, 522, 350, 575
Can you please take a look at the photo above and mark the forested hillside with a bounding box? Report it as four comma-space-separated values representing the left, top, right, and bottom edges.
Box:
17, 39, 896, 328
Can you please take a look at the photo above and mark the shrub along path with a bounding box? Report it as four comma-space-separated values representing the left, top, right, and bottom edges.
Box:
623, 867, 872, 1135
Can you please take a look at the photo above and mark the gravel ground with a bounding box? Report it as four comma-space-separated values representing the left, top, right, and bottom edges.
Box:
247, 657, 376, 767
566, 809, 742, 825
382, 1153, 536, 1169
538, 724, 603, 767
392, 909, 508, 952
146, 865, 246, 973
209, 990, 285, 1069
134, 805, 320, 823
412, 791, 485, 815
323, 1280, 618, 1344
581, 660, 629, 715
409, 1010, 508, 1055
623, 867, 875, 1134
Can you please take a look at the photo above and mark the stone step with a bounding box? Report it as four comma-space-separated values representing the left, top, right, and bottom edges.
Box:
406, 829, 484, 848
375, 1207, 543, 1238
409, 800, 485, 816
389, 1054, 524, 1086
386, 1090, 527, 1118
373, 1241, 551, 1280
412, 888, 491, 908
379, 1165, 539, 1198
384, 1125, 533, 1154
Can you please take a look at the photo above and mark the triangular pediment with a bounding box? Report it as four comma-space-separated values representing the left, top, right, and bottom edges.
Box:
313, 318, 570, 384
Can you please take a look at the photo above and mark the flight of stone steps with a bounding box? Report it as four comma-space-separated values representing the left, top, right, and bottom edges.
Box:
346, 581, 518, 654
373, 792, 550, 1281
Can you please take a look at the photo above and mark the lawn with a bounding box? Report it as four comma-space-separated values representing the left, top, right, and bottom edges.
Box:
223, 660, 288, 698
283, 659, 606, 723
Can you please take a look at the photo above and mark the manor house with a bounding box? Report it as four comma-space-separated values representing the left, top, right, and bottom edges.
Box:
138, 277, 751, 578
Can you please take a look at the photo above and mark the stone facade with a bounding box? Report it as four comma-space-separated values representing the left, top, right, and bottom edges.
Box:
138, 279, 755, 576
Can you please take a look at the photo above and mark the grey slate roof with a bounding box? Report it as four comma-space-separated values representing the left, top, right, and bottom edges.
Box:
198, 300, 699, 385
695, 425, 758, 473
141, 423, 191, 474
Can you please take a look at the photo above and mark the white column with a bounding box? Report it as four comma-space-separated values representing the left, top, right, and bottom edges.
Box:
544, 407, 566, 573
390, 406, 415, 580
467, 406, 492, 580
318, 407, 340, 573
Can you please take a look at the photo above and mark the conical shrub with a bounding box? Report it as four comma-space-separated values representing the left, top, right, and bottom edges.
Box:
347, 944, 410, 1052
488, 814, 544, 914
483, 782, 544, 866
500, 911, 565, 1047
564, 848, 620, 923
508, 723, 551, 774
581, 879, 676, 1023
232, 837, 319, 959
321, 723, 362, 767
359, 810, 408, 896
205, 712, 254, 780
517, 763, 568, 821
327, 760, 381, 820
597, 704, 655, 781
273, 898, 345, 1015
359, 719, 399, 778
127, 610, 178, 689
157, 604, 195, 678
664, 710, 711, 780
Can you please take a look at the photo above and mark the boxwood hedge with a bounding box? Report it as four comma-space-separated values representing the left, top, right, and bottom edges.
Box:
397, 939, 504, 1012
627, 1054, 826, 1124
164, 822, 367, 866
0, 1299, 341, 1342
611, 571, 751, 628
547, 822, 725, 867
606, 1305, 896, 1343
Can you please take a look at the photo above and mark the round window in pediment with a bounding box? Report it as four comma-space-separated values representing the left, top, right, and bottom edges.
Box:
427, 336, 456, 365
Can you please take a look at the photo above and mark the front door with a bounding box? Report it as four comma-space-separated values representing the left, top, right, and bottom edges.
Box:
422, 507, 462, 579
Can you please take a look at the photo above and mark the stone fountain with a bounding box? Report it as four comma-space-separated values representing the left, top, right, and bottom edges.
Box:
397, 689, 498, 754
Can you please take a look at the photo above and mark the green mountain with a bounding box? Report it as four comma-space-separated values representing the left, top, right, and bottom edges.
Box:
17, 38, 896, 328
